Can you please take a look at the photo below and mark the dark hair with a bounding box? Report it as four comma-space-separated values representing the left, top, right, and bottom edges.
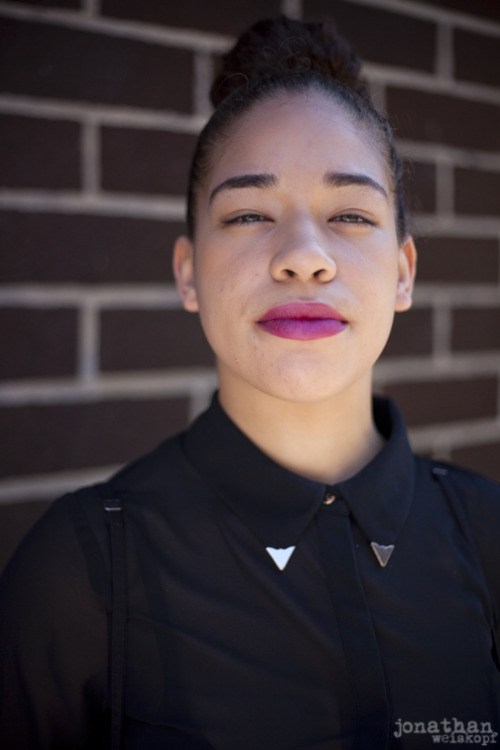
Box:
186, 16, 407, 243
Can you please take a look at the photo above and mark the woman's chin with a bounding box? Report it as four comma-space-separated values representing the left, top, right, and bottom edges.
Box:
252, 366, 365, 405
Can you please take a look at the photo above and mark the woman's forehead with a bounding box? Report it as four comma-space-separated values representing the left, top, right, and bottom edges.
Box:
206, 90, 388, 193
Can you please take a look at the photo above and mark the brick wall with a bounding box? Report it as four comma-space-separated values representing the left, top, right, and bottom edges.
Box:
1, 0, 499, 570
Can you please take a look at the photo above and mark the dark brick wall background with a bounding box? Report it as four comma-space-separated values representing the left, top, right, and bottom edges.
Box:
1, 0, 499, 572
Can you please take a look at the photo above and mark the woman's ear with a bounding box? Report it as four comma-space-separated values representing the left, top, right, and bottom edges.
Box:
395, 236, 417, 312
173, 235, 199, 312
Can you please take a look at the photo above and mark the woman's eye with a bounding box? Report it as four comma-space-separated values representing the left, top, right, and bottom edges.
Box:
333, 213, 374, 226
223, 213, 266, 225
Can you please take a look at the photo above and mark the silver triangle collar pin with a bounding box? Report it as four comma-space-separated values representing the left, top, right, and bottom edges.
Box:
266, 546, 296, 570
370, 542, 395, 567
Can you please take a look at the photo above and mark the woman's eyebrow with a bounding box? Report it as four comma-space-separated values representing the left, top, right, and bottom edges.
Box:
208, 171, 388, 205
324, 171, 388, 199
208, 173, 277, 204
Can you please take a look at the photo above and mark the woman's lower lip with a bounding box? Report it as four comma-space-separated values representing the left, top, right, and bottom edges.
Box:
257, 318, 347, 340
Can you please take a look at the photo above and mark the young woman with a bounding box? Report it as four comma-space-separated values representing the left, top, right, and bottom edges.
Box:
1, 16, 499, 750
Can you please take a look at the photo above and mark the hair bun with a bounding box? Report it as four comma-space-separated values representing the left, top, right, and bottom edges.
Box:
210, 16, 368, 108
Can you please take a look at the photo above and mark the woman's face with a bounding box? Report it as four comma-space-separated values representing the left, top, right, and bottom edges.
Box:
174, 91, 416, 406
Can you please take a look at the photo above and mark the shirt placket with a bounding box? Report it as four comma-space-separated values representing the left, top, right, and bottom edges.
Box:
317, 491, 392, 750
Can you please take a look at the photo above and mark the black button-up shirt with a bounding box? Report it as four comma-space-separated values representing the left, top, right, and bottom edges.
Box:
1, 396, 499, 749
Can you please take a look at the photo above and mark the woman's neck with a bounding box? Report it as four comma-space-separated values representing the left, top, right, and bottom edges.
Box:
217, 375, 384, 485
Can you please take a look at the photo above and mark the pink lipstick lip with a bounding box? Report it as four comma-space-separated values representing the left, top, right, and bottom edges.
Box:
259, 302, 345, 322
257, 302, 347, 340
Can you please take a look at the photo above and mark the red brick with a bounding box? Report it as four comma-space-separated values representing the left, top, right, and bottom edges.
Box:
0, 397, 190, 478
4, 0, 79, 6
454, 29, 500, 88
384, 377, 498, 428
387, 88, 500, 151
455, 168, 500, 216
381, 308, 433, 358
0, 212, 184, 284
451, 442, 500, 484
101, 0, 281, 35
451, 308, 500, 352
0, 308, 78, 380
100, 309, 214, 371
414, 236, 499, 284
403, 161, 436, 214
0, 19, 193, 112
101, 127, 197, 196
0, 114, 80, 189
428, 0, 500, 22
304, 0, 436, 72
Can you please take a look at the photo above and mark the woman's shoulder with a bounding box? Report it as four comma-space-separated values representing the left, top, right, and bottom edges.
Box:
49, 427, 191, 525
416, 454, 500, 533
1, 430, 190, 586
417, 455, 500, 598
419, 455, 500, 506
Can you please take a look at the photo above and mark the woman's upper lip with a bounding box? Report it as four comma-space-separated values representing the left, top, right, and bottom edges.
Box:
258, 302, 346, 322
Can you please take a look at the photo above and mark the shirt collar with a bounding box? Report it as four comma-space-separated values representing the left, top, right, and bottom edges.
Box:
334, 397, 415, 546
182, 394, 414, 548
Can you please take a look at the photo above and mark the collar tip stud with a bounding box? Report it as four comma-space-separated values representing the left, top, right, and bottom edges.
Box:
370, 541, 395, 567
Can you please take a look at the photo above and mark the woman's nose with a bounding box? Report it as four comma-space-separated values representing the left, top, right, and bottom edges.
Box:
269, 221, 337, 283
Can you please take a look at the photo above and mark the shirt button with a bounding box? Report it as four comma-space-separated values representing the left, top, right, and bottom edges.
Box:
323, 492, 336, 505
